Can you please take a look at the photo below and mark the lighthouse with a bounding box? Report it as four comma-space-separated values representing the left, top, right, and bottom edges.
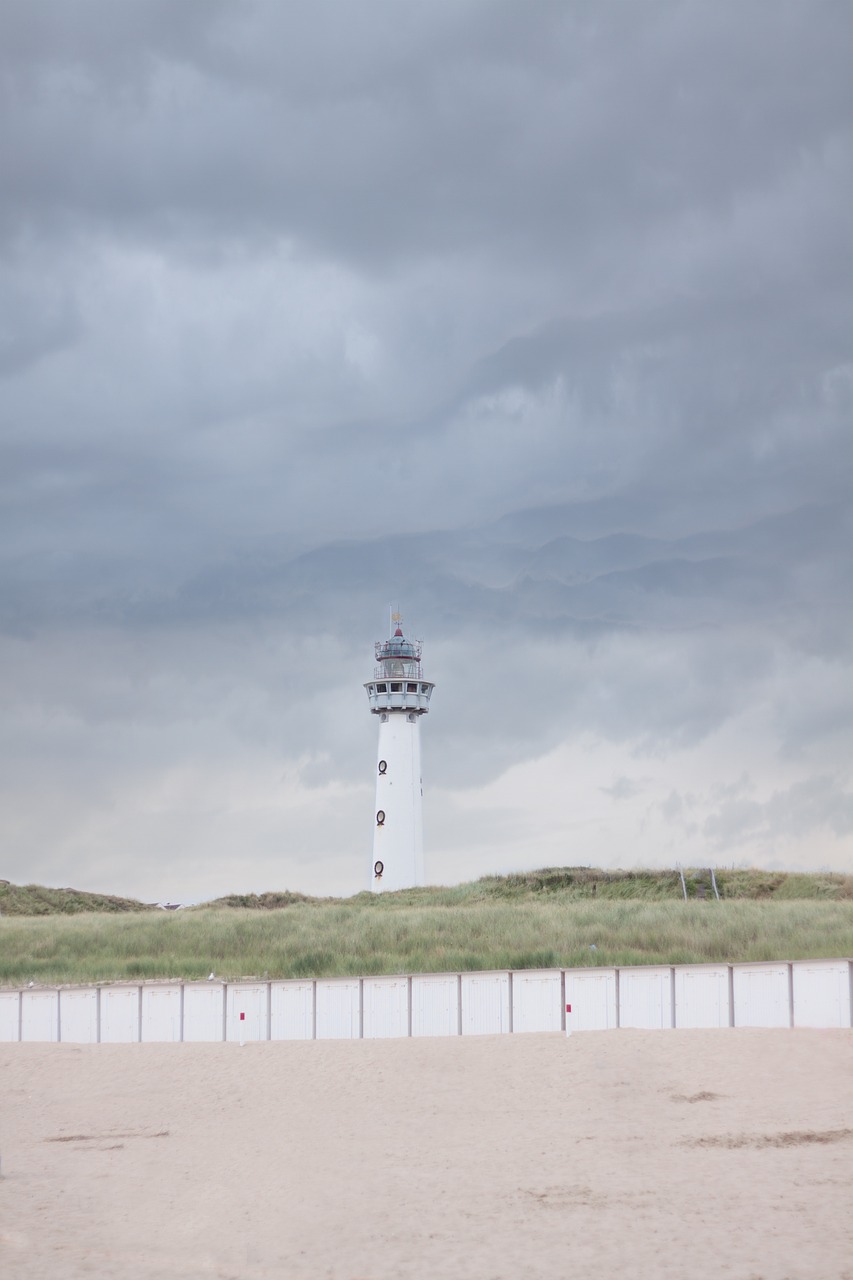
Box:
364, 614, 435, 891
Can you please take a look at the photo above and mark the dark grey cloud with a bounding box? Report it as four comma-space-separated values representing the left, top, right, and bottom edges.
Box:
4, 2, 850, 265
0, 1, 851, 897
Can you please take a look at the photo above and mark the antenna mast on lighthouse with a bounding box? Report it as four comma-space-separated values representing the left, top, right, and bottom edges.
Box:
364, 613, 435, 891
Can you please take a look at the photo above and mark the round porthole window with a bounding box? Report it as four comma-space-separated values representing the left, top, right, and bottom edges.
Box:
374, 860, 384, 878
376, 810, 385, 826
378, 760, 387, 775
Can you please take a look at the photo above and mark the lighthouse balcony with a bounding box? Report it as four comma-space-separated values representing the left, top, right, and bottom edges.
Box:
364, 680, 434, 714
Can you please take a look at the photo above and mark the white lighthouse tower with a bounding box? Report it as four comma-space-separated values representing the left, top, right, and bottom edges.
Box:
364, 613, 435, 892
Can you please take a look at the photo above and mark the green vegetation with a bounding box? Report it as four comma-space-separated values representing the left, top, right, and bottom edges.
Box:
1, 867, 850, 985
0, 882, 156, 917
206, 865, 853, 908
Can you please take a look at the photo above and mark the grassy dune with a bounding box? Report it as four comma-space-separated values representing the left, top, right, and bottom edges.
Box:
0, 882, 156, 916
209, 866, 853, 907
1, 866, 851, 986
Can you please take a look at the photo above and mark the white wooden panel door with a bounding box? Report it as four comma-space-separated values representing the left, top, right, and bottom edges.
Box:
0, 991, 20, 1042
59, 988, 99, 1043
226, 983, 269, 1043
564, 969, 618, 1031
21, 990, 59, 1042
512, 970, 562, 1033
183, 984, 225, 1042
362, 977, 409, 1039
674, 966, 730, 1029
100, 986, 140, 1042
316, 980, 361, 1039
461, 972, 510, 1035
792, 961, 851, 1028
270, 981, 314, 1040
141, 985, 183, 1042
411, 975, 459, 1037
619, 967, 673, 1029
732, 964, 791, 1027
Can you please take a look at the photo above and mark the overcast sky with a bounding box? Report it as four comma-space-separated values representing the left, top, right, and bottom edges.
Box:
1, 1, 851, 901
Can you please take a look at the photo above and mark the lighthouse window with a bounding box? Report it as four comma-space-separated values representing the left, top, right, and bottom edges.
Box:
407, 683, 417, 693
420, 684, 430, 693
375, 683, 387, 693
390, 682, 402, 692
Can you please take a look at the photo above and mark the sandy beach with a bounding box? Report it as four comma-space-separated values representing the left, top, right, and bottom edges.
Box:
1, 1029, 851, 1279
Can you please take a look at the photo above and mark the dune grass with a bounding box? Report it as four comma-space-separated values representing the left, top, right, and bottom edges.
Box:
2, 865, 850, 921
207, 866, 853, 907
1, 896, 851, 986
0, 882, 156, 916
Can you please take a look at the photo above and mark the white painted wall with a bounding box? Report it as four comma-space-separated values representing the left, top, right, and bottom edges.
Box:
792, 960, 851, 1029
674, 965, 731, 1029
362, 977, 409, 1039
512, 970, 562, 1034
372, 713, 424, 891
60, 987, 99, 1043
141, 985, 182, 1043
733, 963, 791, 1028
183, 983, 225, 1042
619, 967, 674, 1030
0, 990, 20, 1041
100, 986, 140, 1043
226, 983, 269, 1043
316, 979, 361, 1039
565, 968, 618, 1031
270, 981, 314, 1040
21, 990, 58, 1042
461, 972, 510, 1035
411, 974, 459, 1037
1, 960, 850, 1044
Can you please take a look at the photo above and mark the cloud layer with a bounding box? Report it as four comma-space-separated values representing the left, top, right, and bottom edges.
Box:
1, 1, 851, 899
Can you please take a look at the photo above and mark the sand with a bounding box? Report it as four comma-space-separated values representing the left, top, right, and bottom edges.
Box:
1, 1030, 851, 1280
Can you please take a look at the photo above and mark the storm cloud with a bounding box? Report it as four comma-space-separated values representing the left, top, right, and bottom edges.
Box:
1, 1, 851, 899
